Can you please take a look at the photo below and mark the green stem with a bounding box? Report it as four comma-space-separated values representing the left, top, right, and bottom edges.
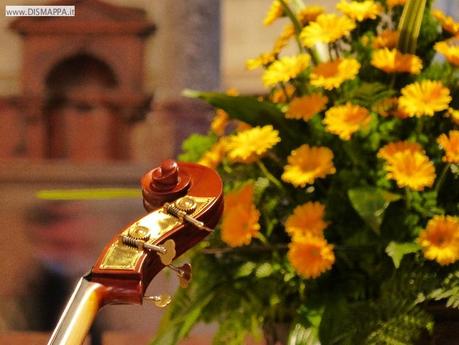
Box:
257, 160, 284, 191
278, 0, 305, 54
405, 188, 412, 210
389, 74, 396, 89
434, 163, 450, 194
280, 82, 291, 102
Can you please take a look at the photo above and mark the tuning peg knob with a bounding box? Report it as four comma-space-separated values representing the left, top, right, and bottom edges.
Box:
158, 239, 176, 266
144, 294, 172, 308
168, 263, 192, 288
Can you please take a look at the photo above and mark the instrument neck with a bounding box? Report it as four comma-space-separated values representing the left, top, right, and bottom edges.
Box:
48, 277, 106, 345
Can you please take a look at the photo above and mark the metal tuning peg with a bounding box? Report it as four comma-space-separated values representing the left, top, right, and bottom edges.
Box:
158, 239, 176, 265
121, 236, 176, 266
144, 294, 172, 308
168, 263, 192, 288
163, 202, 213, 232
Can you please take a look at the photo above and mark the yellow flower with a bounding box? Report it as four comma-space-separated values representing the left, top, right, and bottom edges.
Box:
399, 80, 451, 117
337, 0, 382, 22
226, 125, 280, 163
286, 93, 328, 121
264, 0, 286, 26
386, 0, 406, 8
437, 130, 459, 163
448, 108, 459, 125
262, 54, 310, 87
300, 14, 356, 48
371, 48, 422, 74
271, 84, 296, 103
198, 138, 228, 169
384, 151, 436, 191
378, 140, 423, 162
211, 109, 229, 136
432, 9, 459, 36
285, 202, 328, 239
221, 184, 261, 247
373, 30, 399, 49
324, 103, 371, 140
246, 52, 277, 70
288, 235, 335, 279
310, 58, 360, 90
435, 40, 459, 66
282, 144, 336, 187
273, 24, 296, 54
418, 215, 459, 266
297, 6, 324, 26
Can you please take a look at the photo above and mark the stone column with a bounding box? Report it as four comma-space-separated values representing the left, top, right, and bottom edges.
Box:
161, 0, 221, 97
143, 0, 221, 160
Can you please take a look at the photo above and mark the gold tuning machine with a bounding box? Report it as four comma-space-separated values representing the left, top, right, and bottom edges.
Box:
121, 236, 176, 266
144, 294, 172, 308
168, 263, 192, 288
163, 202, 213, 232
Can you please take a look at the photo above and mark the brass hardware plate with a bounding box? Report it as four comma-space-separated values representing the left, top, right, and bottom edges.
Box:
99, 196, 213, 270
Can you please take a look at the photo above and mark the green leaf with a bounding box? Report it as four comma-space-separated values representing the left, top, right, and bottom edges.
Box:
235, 261, 257, 278
256, 262, 273, 278
183, 90, 299, 149
397, 0, 427, 53
386, 242, 421, 268
288, 323, 321, 345
348, 188, 401, 234
178, 133, 217, 162
150, 288, 215, 345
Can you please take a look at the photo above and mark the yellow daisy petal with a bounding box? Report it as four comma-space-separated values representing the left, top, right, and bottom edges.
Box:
324, 103, 371, 140
226, 125, 281, 163
211, 109, 229, 136
399, 80, 451, 117
262, 54, 310, 87
300, 14, 356, 48
198, 138, 228, 169
271, 84, 296, 103
432, 9, 459, 36
310, 58, 360, 90
246, 52, 277, 70
435, 39, 459, 66
448, 108, 459, 125
437, 130, 459, 163
378, 140, 424, 162
286, 93, 328, 121
371, 48, 423, 74
337, 0, 382, 22
273, 24, 296, 54
288, 235, 335, 279
384, 151, 436, 191
297, 6, 324, 26
373, 30, 399, 49
282, 144, 336, 187
418, 215, 459, 266
221, 184, 261, 247
264, 0, 286, 26
285, 202, 328, 238
387, 0, 406, 8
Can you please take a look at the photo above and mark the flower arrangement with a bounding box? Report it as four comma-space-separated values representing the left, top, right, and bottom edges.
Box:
153, 0, 459, 344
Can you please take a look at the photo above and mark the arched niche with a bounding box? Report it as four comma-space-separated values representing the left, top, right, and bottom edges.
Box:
10, 0, 155, 161
44, 53, 125, 161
